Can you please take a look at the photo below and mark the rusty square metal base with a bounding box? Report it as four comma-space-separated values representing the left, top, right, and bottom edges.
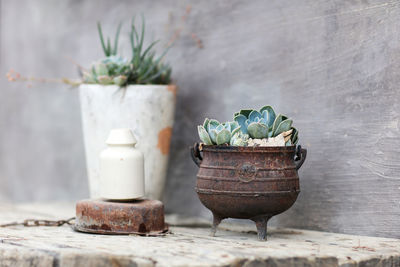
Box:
74, 199, 168, 235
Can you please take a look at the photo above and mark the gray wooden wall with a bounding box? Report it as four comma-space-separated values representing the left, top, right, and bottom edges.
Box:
1, 0, 399, 238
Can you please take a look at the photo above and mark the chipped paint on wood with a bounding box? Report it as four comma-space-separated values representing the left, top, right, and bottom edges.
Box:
157, 127, 173, 155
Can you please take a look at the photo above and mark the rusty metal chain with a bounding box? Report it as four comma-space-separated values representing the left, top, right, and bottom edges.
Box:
0, 217, 75, 228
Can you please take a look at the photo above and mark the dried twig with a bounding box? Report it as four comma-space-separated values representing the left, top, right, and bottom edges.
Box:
6, 69, 82, 87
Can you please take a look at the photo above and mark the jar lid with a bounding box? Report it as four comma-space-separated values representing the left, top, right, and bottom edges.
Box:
106, 128, 137, 145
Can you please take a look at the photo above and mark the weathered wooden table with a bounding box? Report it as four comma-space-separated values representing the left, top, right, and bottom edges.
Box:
0, 203, 399, 266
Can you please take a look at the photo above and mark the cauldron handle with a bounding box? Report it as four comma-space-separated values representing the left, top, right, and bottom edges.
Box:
190, 143, 203, 167
295, 145, 307, 170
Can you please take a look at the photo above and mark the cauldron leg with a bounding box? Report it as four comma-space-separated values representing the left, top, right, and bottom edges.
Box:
251, 215, 271, 241
210, 213, 223, 237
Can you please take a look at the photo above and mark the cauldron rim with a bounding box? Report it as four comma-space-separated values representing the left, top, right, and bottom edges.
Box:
201, 144, 296, 153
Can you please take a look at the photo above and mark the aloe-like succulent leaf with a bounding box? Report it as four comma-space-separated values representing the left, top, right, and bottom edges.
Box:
234, 114, 248, 134
136, 15, 145, 61
137, 45, 170, 82
215, 129, 231, 145
140, 64, 169, 84
112, 22, 122, 55
141, 40, 159, 60
97, 22, 110, 57
247, 122, 269, 139
198, 125, 213, 145
107, 37, 111, 55
274, 119, 293, 136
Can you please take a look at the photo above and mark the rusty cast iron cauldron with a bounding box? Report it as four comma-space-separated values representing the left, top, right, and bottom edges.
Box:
190, 143, 307, 240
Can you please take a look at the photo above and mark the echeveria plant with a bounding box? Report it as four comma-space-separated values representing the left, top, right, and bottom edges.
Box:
83, 56, 130, 86
198, 119, 245, 145
234, 105, 298, 145
197, 105, 299, 146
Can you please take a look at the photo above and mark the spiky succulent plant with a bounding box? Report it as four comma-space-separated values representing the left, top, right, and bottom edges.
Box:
234, 106, 298, 145
198, 119, 247, 146
83, 16, 172, 86
127, 16, 172, 85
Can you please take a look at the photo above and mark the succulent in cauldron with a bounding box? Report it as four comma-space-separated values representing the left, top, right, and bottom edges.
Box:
234, 105, 298, 146
198, 119, 248, 146
197, 105, 299, 147
192, 105, 306, 241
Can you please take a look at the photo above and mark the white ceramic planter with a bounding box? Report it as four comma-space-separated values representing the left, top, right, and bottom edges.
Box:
79, 84, 176, 200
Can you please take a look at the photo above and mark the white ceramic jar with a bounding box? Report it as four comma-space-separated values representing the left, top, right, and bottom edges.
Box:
99, 128, 145, 200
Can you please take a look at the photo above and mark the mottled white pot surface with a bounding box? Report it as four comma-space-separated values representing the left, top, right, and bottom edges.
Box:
79, 84, 176, 200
